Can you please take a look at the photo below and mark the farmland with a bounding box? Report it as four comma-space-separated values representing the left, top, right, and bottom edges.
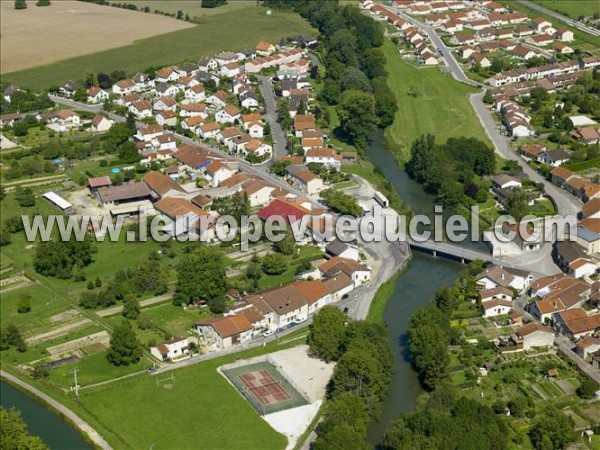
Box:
530, 0, 599, 20
381, 40, 487, 161
2, 6, 315, 90
108, 0, 256, 18
0, 0, 193, 74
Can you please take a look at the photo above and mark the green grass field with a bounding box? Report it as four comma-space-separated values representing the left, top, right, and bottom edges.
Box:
3, 7, 314, 90
381, 40, 486, 161
68, 332, 309, 449
529, 0, 598, 20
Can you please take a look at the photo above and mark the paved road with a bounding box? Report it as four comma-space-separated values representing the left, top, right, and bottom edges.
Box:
554, 336, 600, 382
470, 92, 580, 218
518, 0, 600, 37
257, 76, 287, 159
0, 370, 113, 450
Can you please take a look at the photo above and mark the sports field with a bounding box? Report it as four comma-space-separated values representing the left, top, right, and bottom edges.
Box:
0, 0, 193, 74
223, 361, 308, 415
382, 40, 486, 161
2, 6, 314, 90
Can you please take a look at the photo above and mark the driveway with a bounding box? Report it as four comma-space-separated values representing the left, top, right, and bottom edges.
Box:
257, 75, 287, 159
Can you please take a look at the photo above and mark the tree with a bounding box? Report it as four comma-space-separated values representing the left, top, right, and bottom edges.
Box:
339, 67, 372, 93
0, 409, 48, 450
273, 227, 297, 255
34, 240, 94, 278
201, 0, 227, 7
373, 78, 398, 128
4, 324, 26, 353
320, 189, 362, 217
17, 294, 31, 314
208, 295, 227, 314
506, 188, 529, 222
122, 295, 140, 320
106, 321, 143, 366
262, 253, 287, 275
174, 247, 226, 305
483, 90, 494, 104
528, 408, 575, 450
434, 287, 455, 315
336, 90, 377, 147
576, 376, 599, 399
36, 0, 50, 5
14, 0, 27, 9
15, 187, 35, 208
507, 397, 527, 417
307, 306, 347, 362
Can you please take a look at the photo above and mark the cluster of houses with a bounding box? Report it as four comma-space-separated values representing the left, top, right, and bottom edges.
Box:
475, 265, 600, 364
151, 240, 370, 357
67, 40, 316, 164
363, 2, 440, 65
493, 98, 533, 137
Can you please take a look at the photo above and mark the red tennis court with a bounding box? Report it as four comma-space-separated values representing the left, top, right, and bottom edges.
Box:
238, 369, 291, 405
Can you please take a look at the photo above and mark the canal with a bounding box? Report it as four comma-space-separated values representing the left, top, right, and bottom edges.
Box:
366, 131, 465, 444
0, 381, 92, 450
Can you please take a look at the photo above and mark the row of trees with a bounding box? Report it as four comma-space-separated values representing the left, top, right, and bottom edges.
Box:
34, 239, 95, 279
0, 408, 47, 450
406, 134, 496, 208
80, 255, 168, 309
307, 307, 393, 449
320, 188, 363, 217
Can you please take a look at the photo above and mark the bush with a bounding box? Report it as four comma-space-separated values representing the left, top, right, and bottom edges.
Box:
17, 295, 31, 314
262, 253, 287, 275
208, 295, 226, 314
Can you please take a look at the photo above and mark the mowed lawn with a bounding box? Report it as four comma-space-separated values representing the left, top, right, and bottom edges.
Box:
530, 0, 598, 19
3, 7, 315, 90
382, 40, 486, 161
74, 336, 308, 449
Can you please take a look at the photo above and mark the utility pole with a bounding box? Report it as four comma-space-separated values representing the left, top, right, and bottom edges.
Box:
72, 368, 79, 397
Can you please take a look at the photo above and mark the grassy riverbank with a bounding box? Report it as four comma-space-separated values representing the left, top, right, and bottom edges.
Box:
381, 40, 486, 161
366, 257, 412, 324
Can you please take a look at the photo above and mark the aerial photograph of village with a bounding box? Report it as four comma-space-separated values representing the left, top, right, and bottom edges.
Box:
0, 0, 599, 449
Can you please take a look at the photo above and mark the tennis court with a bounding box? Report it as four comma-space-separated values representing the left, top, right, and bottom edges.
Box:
222, 361, 308, 415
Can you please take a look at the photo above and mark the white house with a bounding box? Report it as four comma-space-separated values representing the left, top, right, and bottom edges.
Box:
240, 91, 260, 110
247, 122, 265, 138
51, 110, 81, 131
206, 91, 229, 109
87, 86, 109, 104
482, 299, 513, 317
325, 239, 360, 261
243, 180, 276, 207
515, 323, 554, 350
215, 105, 241, 124
179, 102, 208, 118
150, 337, 189, 361
197, 122, 220, 139
204, 161, 233, 187
155, 67, 181, 83
319, 257, 371, 288
305, 148, 341, 170
153, 96, 177, 112
90, 115, 112, 133
198, 57, 218, 72
242, 138, 272, 157
154, 83, 180, 98
112, 79, 137, 95
220, 62, 241, 78
129, 100, 153, 119
156, 110, 178, 127
185, 85, 206, 102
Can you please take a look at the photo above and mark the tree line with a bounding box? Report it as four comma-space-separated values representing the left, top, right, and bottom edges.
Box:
307, 306, 393, 449
406, 134, 496, 208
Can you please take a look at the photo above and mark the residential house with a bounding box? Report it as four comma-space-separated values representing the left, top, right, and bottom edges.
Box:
572, 127, 600, 145
576, 218, 600, 255
185, 84, 206, 102
198, 57, 218, 72
319, 257, 371, 287
539, 148, 570, 167
129, 100, 153, 119
204, 161, 233, 187
285, 165, 324, 195
515, 323, 554, 350
112, 79, 136, 95
575, 336, 600, 360
323, 273, 354, 301
143, 171, 186, 199
87, 86, 109, 103
476, 265, 531, 291
156, 110, 178, 127
150, 337, 189, 361
551, 166, 573, 188
180, 102, 208, 119
247, 121, 265, 138
90, 115, 112, 133
215, 104, 241, 124
206, 91, 229, 109
243, 180, 276, 207
305, 148, 341, 170
553, 41, 574, 54
325, 239, 360, 261
194, 315, 253, 349
554, 309, 600, 339
221, 62, 241, 78
154, 82, 180, 98
256, 41, 276, 56
153, 96, 177, 112
240, 91, 260, 110
582, 199, 600, 219
197, 122, 220, 139
242, 138, 272, 157
155, 67, 181, 83
95, 182, 153, 206
51, 110, 81, 131
555, 29, 574, 42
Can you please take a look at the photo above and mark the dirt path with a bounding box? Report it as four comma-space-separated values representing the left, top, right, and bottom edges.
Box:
25, 319, 92, 345
0, 370, 113, 450
95, 293, 172, 317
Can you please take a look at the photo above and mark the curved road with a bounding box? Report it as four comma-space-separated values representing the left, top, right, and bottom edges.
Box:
0, 370, 112, 450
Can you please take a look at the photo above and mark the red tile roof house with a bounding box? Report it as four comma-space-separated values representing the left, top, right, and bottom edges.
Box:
319, 257, 371, 288
194, 315, 253, 350
143, 171, 186, 199
88, 176, 112, 193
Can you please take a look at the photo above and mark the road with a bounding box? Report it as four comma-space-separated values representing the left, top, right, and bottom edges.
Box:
257, 76, 288, 159
517, 0, 600, 38
554, 336, 600, 382
0, 370, 113, 450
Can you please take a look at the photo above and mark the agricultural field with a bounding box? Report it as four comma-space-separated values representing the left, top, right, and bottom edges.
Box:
0, 0, 193, 74
3, 6, 315, 90
108, 0, 256, 18
381, 41, 487, 161
530, 0, 599, 20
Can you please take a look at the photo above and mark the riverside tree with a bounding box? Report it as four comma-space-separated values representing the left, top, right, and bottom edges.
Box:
106, 321, 142, 366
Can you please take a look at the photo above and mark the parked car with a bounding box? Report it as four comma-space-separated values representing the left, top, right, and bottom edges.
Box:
294, 316, 307, 324
262, 330, 274, 337
343, 307, 349, 315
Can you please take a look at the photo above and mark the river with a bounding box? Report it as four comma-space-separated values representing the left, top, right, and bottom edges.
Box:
0, 381, 92, 450
366, 131, 464, 444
